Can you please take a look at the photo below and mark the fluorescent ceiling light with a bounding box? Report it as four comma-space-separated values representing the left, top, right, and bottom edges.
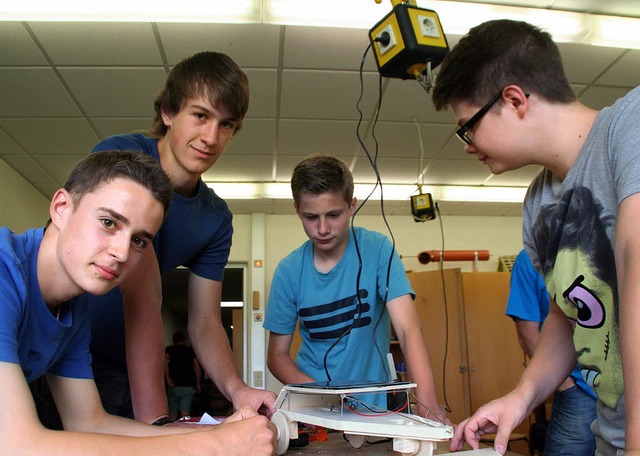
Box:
1, 0, 260, 22
4, 0, 640, 49
207, 182, 526, 204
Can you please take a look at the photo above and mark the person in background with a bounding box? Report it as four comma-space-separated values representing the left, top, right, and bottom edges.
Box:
89, 50, 277, 425
432, 18, 640, 454
263, 154, 445, 421
507, 250, 596, 455
165, 331, 201, 421
0, 150, 276, 455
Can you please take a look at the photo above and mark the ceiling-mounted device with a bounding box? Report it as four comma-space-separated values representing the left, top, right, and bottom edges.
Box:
369, 0, 449, 86
411, 185, 436, 222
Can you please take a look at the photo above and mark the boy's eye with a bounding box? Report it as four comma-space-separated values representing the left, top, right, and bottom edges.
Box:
132, 237, 148, 249
101, 218, 115, 229
222, 120, 237, 130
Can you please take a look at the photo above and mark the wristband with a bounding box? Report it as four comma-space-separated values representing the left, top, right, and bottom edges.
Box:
152, 416, 173, 426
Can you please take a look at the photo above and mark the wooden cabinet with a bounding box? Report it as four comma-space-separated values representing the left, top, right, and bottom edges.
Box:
405, 269, 529, 453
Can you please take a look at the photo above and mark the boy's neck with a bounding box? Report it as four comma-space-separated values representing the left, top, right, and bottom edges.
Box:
537, 102, 599, 181
38, 228, 81, 308
157, 136, 200, 197
313, 236, 349, 274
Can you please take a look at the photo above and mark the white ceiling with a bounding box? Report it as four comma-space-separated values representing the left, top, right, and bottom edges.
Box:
1, 0, 640, 218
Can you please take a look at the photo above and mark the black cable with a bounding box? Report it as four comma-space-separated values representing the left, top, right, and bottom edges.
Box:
321, 39, 396, 384
321, 41, 376, 382
435, 202, 452, 413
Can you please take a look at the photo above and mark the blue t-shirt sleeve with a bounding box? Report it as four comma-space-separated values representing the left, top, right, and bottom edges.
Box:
505, 250, 547, 323
0, 262, 24, 365
264, 259, 300, 335
48, 302, 94, 379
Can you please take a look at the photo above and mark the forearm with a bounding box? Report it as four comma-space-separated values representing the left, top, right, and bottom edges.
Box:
267, 351, 314, 385
513, 304, 575, 413
123, 295, 168, 423
121, 250, 168, 423
190, 318, 246, 401
11, 422, 237, 455
398, 330, 440, 418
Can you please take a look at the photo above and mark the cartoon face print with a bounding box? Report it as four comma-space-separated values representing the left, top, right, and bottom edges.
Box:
563, 275, 605, 329
551, 249, 622, 409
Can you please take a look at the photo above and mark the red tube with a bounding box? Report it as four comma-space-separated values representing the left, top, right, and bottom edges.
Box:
417, 250, 490, 264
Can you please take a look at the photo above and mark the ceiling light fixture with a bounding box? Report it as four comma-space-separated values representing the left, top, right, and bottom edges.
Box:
2, 1, 640, 49
0, 0, 260, 22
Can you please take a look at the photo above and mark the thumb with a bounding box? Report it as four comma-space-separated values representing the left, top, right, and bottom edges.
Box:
493, 431, 510, 455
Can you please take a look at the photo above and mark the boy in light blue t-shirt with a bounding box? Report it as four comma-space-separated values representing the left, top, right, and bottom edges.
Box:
263, 154, 445, 421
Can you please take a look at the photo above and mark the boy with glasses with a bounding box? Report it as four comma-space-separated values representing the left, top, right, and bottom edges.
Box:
432, 19, 640, 455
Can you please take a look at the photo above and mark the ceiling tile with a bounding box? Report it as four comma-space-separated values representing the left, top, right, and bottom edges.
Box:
557, 42, 625, 84
369, 122, 456, 159
28, 22, 162, 65
157, 23, 282, 68
244, 69, 279, 118
278, 119, 360, 156
280, 69, 380, 120
31, 182, 61, 199
33, 154, 85, 182
283, 26, 377, 72
0, 118, 99, 155
595, 49, 640, 87
379, 78, 452, 123
58, 67, 166, 117
2, 154, 55, 183
202, 154, 273, 182
0, 68, 80, 117
225, 119, 275, 155
579, 86, 633, 110
0, 22, 48, 65
0, 129, 25, 154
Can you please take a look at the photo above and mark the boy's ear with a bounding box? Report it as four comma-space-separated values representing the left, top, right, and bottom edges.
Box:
160, 105, 174, 127
349, 197, 357, 215
503, 85, 529, 118
49, 189, 73, 229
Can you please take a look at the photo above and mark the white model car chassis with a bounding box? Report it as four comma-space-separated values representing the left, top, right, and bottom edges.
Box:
271, 382, 454, 456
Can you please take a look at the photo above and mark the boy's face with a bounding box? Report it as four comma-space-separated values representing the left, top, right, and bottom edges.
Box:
295, 191, 356, 257
52, 177, 164, 298
161, 95, 238, 179
450, 96, 528, 175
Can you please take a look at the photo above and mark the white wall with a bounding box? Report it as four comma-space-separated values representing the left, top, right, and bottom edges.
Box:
0, 158, 50, 231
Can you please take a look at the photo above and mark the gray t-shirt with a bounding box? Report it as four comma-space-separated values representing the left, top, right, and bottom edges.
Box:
523, 85, 640, 453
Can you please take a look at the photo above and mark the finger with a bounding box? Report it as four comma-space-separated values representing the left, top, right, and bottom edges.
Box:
493, 429, 511, 455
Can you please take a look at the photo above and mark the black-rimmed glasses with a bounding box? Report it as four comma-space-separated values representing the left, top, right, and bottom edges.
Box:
455, 91, 503, 145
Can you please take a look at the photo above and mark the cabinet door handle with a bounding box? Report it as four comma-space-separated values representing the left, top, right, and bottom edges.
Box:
459, 365, 468, 373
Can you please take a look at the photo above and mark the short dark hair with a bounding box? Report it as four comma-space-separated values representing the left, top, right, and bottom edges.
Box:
64, 150, 172, 218
432, 19, 576, 111
150, 51, 249, 137
291, 154, 354, 207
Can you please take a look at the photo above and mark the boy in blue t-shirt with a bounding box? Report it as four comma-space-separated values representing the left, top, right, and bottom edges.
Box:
0, 151, 275, 455
264, 154, 445, 421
